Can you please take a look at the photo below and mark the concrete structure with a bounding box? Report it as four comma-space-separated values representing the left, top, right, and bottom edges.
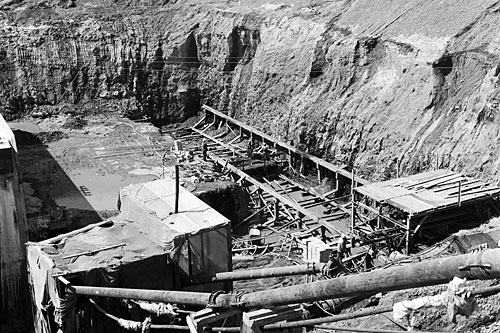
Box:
0, 114, 29, 330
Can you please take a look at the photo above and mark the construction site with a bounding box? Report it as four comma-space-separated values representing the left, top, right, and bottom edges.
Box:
1, 1, 500, 333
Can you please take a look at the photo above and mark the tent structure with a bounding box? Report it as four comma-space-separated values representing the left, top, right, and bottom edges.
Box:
27, 178, 231, 333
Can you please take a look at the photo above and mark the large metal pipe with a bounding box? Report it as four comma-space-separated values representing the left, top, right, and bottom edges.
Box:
212, 264, 321, 282
70, 249, 500, 310
69, 286, 211, 307
232, 248, 500, 308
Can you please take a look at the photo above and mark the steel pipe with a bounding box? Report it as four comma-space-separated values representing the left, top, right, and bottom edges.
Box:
69, 249, 500, 311
69, 286, 212, 307
232, 248, 500, 308
213, 264, 321, 282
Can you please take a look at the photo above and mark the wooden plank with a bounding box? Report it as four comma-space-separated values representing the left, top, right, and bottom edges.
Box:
388, 194, 436, 214
207, 154, 342, 236
416, 173, 463, 190
402, 170, 455, 189
202, 105, 369, 185
445, 183, 487, 196
433, 179, 480, 192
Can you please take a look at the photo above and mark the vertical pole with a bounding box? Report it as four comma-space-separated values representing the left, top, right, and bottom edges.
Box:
274, 199, 279, 223
335, 174, 340, 197
351, 168, 356, 232
458, 180, 462, 207
317, 164, 321, 184
175, 164, 180, 214
405, 216, 411, 255
377, 202, 383, 229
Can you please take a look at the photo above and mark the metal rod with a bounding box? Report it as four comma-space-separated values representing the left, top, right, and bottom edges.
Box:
175, 164, 180, 213
212, 264, 321, 282
70, 286, 211, 307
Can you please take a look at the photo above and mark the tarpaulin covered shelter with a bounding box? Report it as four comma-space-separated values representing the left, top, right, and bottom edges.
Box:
27, 178, 231, 333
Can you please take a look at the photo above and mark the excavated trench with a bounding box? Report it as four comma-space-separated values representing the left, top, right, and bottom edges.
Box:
2, 0, 500, 332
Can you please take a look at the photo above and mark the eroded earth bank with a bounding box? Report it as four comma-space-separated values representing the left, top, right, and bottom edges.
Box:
1, 0, 499, 183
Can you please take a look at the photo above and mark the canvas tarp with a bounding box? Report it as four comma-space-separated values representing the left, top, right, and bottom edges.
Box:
27, 178, 231, 333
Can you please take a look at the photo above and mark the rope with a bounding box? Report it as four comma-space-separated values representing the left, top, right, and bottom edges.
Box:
88, 298, 188, 331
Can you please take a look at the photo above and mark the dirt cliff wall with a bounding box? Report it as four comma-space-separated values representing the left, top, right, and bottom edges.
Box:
1, 0, 499, 182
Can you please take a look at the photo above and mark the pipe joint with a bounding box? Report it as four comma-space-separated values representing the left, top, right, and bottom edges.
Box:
212, 291, 247, 309
207, 290, 227, 308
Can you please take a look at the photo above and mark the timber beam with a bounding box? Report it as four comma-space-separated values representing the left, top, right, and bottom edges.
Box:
201, 105, 369, 186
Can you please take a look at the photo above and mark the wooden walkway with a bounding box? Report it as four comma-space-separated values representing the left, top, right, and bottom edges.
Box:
164, 105, 370, 265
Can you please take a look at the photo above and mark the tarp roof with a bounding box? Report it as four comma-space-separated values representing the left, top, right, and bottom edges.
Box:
31, 178, 230, 277
0, 113, 16, 151
119, 179, 229, 242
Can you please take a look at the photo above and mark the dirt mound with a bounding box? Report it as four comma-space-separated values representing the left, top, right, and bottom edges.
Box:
62, 116, 87, 130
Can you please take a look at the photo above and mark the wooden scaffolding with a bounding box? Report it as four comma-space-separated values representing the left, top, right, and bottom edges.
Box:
351, 169, 500, 254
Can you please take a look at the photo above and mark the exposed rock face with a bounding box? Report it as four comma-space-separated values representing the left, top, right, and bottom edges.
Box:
1, 0, 499, 182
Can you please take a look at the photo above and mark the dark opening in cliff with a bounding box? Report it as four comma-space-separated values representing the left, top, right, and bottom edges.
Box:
224, 27, 244, 72
432, 55, 453, 76
167, 33, 200, 67
181, 33, 200, 68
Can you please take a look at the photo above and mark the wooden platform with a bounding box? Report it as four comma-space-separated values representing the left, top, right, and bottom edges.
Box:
353, 169, 500, 254
355, 169, 500, 217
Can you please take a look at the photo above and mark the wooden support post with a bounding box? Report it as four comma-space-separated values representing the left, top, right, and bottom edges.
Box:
405, 216, 411, 255
321, 226, 327, 243
257, 189, 263, 221
274, 199, 280, 223
288, 150, 293, 168
298, 213, 304, 229
317, 163, 321, 183
351, 169, 356, 232
377, 202, 383, 229
175, 164, 180, 214
335, 174, 340, 197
